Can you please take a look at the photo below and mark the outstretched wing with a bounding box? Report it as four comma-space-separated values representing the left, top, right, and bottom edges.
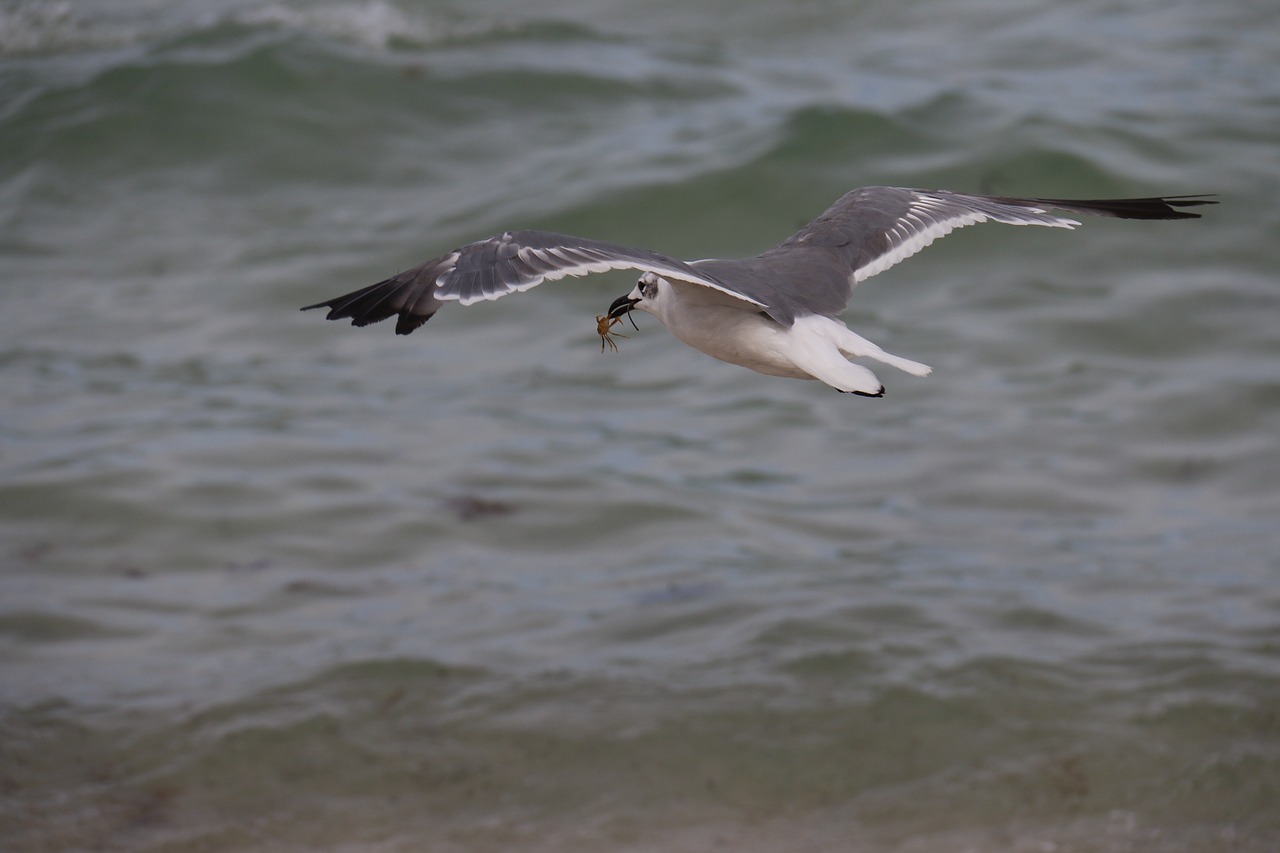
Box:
302, 230, 762, 335
830, 188, 1216, 284
705, 187, 1215, 323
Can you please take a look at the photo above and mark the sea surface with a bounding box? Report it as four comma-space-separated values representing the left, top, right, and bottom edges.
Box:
2, 1, 1278, 850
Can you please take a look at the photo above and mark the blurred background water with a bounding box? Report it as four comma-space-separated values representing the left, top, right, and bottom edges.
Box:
2, 0, 1278, 850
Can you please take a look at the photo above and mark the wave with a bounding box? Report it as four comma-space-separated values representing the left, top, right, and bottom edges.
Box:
0, 0, 450, 56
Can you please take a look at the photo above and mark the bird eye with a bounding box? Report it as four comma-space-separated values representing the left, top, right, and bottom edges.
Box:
640, 279, 658, 299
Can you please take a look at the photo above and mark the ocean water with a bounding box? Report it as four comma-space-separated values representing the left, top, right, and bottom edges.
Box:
2, 0, 1278, 850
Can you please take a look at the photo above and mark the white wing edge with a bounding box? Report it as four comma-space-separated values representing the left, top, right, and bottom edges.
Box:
438, 245, 767, 308
852, 199, 1082, 284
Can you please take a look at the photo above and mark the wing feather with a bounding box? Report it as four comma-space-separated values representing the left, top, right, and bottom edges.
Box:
301, 230, 763, 335
755, 187, 1215, 318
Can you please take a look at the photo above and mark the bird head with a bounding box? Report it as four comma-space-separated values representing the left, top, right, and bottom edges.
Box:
607, 271, 665, 321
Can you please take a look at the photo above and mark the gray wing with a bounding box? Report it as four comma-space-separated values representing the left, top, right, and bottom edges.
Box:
696, 187, 1215, 325
302, 229, 763, 335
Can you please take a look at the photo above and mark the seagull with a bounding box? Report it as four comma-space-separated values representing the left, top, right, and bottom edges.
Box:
303, 186, 1213, 396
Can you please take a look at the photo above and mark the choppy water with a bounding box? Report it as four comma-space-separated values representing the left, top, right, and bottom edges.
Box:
2, 0, 1279, 850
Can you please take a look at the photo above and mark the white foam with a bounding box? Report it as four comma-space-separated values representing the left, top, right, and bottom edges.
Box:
235, 0, 438, 51
0, 0, 447, 56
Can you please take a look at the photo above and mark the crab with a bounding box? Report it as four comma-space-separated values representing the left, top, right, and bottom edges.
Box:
595, 313, 629, 353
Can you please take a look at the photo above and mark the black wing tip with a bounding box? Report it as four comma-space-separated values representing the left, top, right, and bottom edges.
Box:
303, 302, 433, 333
299, 296, 385, 327
299, 298, 347, 320
394, 313, 432, 335
301, 272, 440, 335
1120, 194, 1218, 219
1039, 194, 1219, 220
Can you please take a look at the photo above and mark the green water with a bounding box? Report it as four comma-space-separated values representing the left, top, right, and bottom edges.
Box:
2, 0, 1279, 850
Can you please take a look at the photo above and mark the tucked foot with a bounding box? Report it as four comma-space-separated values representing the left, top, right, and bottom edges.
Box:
839, 385, 886, 397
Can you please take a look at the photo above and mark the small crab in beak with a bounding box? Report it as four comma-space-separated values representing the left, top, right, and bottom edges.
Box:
596, 294, 641, 352
595, 314, 627, 352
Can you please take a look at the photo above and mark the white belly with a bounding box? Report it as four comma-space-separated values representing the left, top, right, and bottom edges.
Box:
663, 304, 813, 379
638, 280, 928, 394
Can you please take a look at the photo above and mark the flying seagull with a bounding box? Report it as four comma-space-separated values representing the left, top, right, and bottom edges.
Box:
303, 186, 1213, 396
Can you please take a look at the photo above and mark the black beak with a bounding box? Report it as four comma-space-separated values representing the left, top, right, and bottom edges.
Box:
607, 295, 640, 320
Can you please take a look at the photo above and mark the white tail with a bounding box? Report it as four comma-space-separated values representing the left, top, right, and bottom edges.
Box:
784, 314, 932, 395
